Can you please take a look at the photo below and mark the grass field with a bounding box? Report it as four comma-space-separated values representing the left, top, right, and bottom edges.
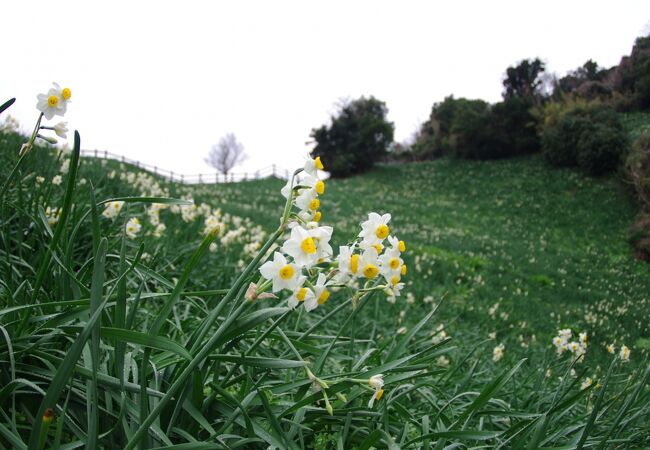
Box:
1, 122, 649, 449
185, 156, 650, 361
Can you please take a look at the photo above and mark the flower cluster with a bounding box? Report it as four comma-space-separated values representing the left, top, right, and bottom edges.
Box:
36, 83, 71, 120
45, 206, 61, 227
259, 157, 408, 313
606, 343, 631, 362
493, 343, 505, 362
102, 201, 125, 220
552, 328, 587, 361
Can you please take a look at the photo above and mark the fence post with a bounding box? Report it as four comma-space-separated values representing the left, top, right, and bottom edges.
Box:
272, 164, 276, 177
230, 173, 234, 182
199, 174, 202, 183
154, 166, 157, 174
121, 156, 125, 163
94, 149, 98, 157
181, 174, 184, 183
285, 169, 289, 179
104, 150, 107, 159
244, 172, 247, 181
170, 171, 174, 182
215, 173, 218, 183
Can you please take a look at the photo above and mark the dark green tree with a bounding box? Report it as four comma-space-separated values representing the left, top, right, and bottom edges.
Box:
503, 58, 546, 102
310, 97, 394, 177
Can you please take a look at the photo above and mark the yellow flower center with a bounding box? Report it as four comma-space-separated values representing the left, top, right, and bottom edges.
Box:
375, 224, 389, 239
318, 289, 330, 304
313, 211, 321, 222
309, 198, 320, 211
301, 237, 317, 254
398, 240, 406, 252
61, 88, 71, 100
296, 287, 307, 301
389, 258, 400, 270
363, 264, 379, 279
376, 389, 384, 401
48, 95, 59, 107
315, 156, 324, 170
279, 264, 295, 280
401, 264, 407, 276
315, 180, 325, 195
350, 254, 359, 274
374, 243, 383, 253
391, 275, 400, 286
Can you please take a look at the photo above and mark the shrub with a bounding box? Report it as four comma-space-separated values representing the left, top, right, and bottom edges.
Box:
412, 96, 538, 160
626, 131, 650, 208
629, 213, 650, 261
577, 123, 628, 175
310, 96, 394, 177
540, 102, 628, 174
541, 114, 588, 167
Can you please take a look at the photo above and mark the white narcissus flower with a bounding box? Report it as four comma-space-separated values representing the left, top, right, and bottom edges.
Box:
102, 201, 124, 220
358, 247, 380, 279
619, 344, 630, 362
384, 279, 405, 303
378, 246, 403, 282
294, 186, 320, 214
581, 377, 593, 390
493, 343, 505, 362
368, 374, 385, 408
606, 343, 615, 354
52, 175, 63, 185
152, 223, 166, 238
303, 156, 324, 176
579, 332, 588, 345
282, 226, 320, 268
36, 176, 45, 184
125, 217, 141, 239
259, 252, 301, 293
60, 159, 70, 174
287, 276, 315, 309
305, 273, 330, 312
310, 225, 333, 262
36, 83, 71, 120
53, 122, 68, 138
359, 212, 391, 246
45, 206, 61, 227
336, 244, 358, 282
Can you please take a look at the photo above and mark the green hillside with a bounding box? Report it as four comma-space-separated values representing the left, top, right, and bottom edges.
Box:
182, 156, 650, 359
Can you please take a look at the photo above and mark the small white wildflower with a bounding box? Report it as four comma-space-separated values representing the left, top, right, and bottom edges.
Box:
125, 217, 141, 239
493, 343, 505, 362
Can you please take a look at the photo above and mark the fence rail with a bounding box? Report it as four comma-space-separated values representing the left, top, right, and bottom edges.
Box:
80, 149, 291, 184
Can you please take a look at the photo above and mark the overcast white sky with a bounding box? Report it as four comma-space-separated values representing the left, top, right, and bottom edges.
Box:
1, 1, 649, 175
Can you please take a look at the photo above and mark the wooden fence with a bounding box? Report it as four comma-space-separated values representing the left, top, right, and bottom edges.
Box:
80, 149, 291, 184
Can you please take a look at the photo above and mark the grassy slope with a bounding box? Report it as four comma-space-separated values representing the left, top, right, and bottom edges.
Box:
191, 155, 650, 363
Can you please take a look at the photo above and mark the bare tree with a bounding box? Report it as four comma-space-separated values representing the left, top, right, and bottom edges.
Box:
204, 133, 247, 176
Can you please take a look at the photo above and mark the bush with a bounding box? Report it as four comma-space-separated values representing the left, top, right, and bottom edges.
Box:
577, 123, 628, 175
626, 132, 650, 205
310, 96, 394, 178
412, 96, 538, 160
540, 114, 588, 167
540, 103, 628, 175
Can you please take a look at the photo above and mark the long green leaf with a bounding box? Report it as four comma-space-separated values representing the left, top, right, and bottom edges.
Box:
27, 238, 108, 450
101, 327, 191, 360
